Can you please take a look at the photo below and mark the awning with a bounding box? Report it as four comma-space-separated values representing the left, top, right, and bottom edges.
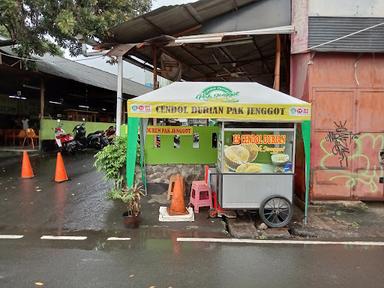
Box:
127, 82, 311, 122
174, 26, 294, 44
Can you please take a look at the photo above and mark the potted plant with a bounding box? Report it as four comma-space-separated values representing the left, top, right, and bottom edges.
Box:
94, 136, 127, 191
107, 183, 144, 228
94, 136, 143, 228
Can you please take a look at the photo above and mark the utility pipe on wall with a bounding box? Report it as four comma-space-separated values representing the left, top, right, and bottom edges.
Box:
116, 55, 123, 136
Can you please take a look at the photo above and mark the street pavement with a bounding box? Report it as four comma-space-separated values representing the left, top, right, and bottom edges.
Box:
1, 151, 384, 288
1, 235, 384, 288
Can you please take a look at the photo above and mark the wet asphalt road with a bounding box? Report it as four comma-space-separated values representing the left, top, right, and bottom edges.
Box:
0, 151, 226, 237
1, 152, 384, 287
1, 237, 384, 288
0, 151, 119, 232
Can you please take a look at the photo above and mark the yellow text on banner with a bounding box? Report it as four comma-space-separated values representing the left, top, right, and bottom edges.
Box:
146, 126, 193, 135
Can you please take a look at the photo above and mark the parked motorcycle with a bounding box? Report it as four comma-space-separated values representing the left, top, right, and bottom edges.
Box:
54, 122, 78, 153
104, 126, 116, 144
72, 123, 109, 150
72, 123, 87, 150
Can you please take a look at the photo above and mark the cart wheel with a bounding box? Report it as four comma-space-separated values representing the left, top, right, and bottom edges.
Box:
259, 196, 292, 228
208, 208, 218, 218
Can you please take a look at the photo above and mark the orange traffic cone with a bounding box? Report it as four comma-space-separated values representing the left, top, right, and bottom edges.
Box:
54, 152, 68, 183
168, 175, 188, 215
21, 150, 34, 178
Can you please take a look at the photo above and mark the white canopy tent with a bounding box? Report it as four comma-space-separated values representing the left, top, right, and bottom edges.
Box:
126, 82, 312, 223
127, 82, 311, 121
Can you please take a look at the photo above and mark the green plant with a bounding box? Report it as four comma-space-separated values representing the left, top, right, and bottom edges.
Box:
0, 0, 151, 58
107, 183, 144, 216
94, 136, 127, 190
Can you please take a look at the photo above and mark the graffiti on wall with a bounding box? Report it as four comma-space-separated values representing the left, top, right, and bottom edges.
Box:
321, 123, 384, 193
324, 121, 358, 168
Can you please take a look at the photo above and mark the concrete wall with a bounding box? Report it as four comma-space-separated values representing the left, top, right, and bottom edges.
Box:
291, 0, 384, 54
291, 0, 309, 54
136, 164, 205, 190
308, 0, 384, 17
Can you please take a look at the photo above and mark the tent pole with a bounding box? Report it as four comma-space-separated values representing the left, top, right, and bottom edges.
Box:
302, 120, 311, 225
140, 119, 148, 195
116, 55, 123, 136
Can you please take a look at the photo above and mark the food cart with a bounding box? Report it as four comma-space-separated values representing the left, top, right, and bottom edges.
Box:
126, 82, 311, 227
213, 120, 297, 227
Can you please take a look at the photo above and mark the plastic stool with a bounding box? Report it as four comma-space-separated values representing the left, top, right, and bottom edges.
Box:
189, 180, 212, 213
168, 174, 184, 200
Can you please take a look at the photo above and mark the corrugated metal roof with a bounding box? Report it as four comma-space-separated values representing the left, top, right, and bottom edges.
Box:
108, 0, 292, 88
202, 0, 291, 33
112, 0, 260, 43
0, 46, 150, 96
35, 54, 150, 96
309, 17, 384, 52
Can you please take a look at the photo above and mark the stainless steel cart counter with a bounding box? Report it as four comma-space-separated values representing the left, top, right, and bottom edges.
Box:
212, 121, 297, 227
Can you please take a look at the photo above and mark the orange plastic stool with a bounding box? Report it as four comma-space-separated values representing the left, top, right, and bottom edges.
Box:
168, 174, 184, 200
189, 180, 212, 213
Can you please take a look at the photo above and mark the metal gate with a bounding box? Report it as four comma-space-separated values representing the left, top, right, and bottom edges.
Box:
311, 89, 384, 200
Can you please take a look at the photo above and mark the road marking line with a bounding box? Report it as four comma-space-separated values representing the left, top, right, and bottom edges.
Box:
177, 237, 384, 246
107, 237, 131, 241
41, 235, 87, 240
0, 235, 24, 239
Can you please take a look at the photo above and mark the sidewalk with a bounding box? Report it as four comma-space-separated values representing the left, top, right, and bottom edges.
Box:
227, 200, 384, 241
290, 201, 384, 240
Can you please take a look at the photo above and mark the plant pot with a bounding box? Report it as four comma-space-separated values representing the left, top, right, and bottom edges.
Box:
122, 211, 140, 229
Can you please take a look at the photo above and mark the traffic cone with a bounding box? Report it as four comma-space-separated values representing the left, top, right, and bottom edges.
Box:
54, 152, 68, 183
21, 150, 34, 178
167, 175, 188, 215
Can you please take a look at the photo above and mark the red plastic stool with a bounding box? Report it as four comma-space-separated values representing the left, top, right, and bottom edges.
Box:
189, 180, 212, 213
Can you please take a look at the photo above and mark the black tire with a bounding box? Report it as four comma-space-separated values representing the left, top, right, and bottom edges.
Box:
65, 142, 76, 154
259, 195, 293, 228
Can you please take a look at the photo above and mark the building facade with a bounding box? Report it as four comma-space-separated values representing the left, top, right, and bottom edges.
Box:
291, 0, 384, 200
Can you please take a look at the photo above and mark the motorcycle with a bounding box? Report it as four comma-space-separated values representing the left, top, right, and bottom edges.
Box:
54, 123, 78, 153
104, 126, 116, 144
72, 123, 87, 150
72, 123, 109, 150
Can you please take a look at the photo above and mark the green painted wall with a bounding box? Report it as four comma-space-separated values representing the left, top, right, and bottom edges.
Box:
41, 118, 217, 165
120, 124, 127, 138
40, 119, 115, 140
144, 126, 219, 164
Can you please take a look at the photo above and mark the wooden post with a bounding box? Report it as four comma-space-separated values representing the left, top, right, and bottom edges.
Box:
39, 79, 45, 150
152, 46, 158, 90
152, 46, 159, 90
152, 45, 158, 127
40, 79, 45, 118
273, 34, 281, 91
